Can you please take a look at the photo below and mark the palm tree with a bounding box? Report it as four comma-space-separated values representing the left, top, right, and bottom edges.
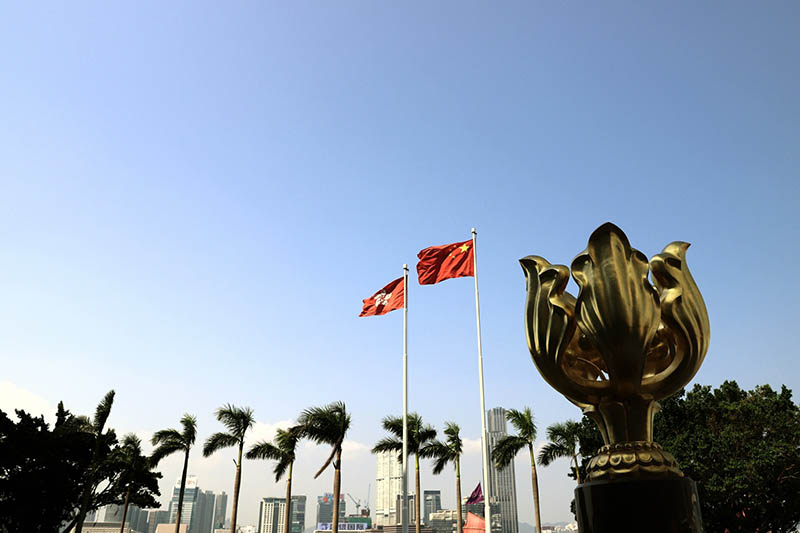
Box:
75, 390, 116, 533
203, 405, 256, 533
116, 434, 156, 533
246, 427, 302, 533
419, 422, 464, 533
372, 413, 436, 533
490, 408, 541, 533
538, 420, 584, 484
150, 414, 198, 533
297, 402, 351, 533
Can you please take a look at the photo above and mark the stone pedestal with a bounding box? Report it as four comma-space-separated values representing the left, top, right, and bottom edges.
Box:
574, 477, 703, 533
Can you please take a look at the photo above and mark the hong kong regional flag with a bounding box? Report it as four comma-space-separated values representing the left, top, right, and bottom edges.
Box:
359, 277, 405, 317
416, 239, 474, 285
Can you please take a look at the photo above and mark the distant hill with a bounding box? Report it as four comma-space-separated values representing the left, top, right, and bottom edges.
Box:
519, 521, 571, 533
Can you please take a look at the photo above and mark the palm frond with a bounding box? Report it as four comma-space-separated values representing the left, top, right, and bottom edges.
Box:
150, 441, 184, 466
273, 458, 291, 482
121, 433, 142, 452
537, 441, 571, 466
247, 441, 283, 461
215, 404, 255, 439
203, 432, 240, 457
443, 422, 462, 455
93, 390, 116, 433
298, 401, 350, 446
180, 414, 198, 445
506, 407, 536, 441
372, 437, 402, 456
151, 429, 182, 447
315, 444, 338, 479
491, 435, 527, 468
419, 440, 455, 475
417, 424, 437, 446
381, 415, 405, 438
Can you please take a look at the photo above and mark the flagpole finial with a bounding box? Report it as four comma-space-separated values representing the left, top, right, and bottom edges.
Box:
403, 263, 408, 271
472, 227, 477, 235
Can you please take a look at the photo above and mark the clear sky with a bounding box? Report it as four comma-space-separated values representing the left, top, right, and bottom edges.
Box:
1, 1, 799, 527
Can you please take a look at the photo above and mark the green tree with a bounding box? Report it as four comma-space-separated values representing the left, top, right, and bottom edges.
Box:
203, 405, 255, 533
74, 390, 118, 533
655, 381, 800, 532
115, 434, 161, 533
0, 403, 94, 532
419, 422, 464, 533
490, 408, 542, 533
538, 420, 584, 484
247, 427, 302, 533
150, 414, 197, 533
297, 402, 351, 533
372, 413, 436, 533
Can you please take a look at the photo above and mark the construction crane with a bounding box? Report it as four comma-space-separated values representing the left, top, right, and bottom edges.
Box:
346, 493, 362, 515
346, 484, 371, 517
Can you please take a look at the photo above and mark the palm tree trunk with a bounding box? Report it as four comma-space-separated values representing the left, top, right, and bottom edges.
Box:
332, 449, 342, 533
175, 448, 189, 533
528, 445, 542, 533
119, 487, 131, 533
284, 462, 294, 533
76, 425, 107, 533
455, 458, 463, 533
414, 453, 421, 533
572, 453, 582, 484
230, 443, 244, 533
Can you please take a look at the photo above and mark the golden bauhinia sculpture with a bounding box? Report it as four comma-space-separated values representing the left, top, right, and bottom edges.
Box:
520, 222, 710, 480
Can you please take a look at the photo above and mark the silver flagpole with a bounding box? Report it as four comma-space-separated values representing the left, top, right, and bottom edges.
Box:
402, 264, 409, 533
471, 228, 492, 533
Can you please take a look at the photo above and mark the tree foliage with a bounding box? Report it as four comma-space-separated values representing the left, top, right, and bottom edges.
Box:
560, 381, 800, 532
655, 381, 800, 533
0, 400, 161, 533
0, 404, 93, 532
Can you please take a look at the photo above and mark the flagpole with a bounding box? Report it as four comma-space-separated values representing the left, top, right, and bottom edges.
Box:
402, 264, 409, 533
471, 228, 492, 533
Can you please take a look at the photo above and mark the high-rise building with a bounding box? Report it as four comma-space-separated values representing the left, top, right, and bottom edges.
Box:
315, 493, 345, 526
89, 504, 148, 533
166, 475, 219, 533
147, 510, 170, 533
258, 496, 306, 533
394, 494, 416, 525
375, 450, 403, 526
290, 495, 306, 533
423, 491, 441, 526
486, 408, 519, 533
168, 476, 200, 532
213, 492, 228, 529
195, 490, 216, 533
258, 497, 286, 533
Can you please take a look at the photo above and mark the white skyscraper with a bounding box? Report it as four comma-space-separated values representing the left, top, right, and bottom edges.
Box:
258, 498, 286, 533
375, 450, 403, 526
487, 408, 519, 533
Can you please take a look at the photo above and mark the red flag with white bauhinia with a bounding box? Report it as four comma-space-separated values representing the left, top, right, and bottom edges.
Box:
359, 277, 405, 317
416, 239, 474, 285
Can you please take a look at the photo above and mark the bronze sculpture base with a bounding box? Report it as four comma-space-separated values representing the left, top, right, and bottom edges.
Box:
575, 477, 703, 533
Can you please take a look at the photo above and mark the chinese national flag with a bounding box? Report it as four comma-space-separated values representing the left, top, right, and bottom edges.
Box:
416, 239, 474, 285
359, 277, 405, 317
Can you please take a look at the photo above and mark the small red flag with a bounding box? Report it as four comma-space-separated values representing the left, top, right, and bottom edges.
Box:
416, 239, 474, 285
359, 277, 405, 317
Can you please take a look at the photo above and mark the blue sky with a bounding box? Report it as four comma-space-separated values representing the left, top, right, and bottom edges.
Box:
1, 1, 799, 526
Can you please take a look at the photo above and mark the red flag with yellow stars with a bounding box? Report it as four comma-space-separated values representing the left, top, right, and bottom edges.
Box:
359, 277, 405, 317
416, 239, 474, 285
